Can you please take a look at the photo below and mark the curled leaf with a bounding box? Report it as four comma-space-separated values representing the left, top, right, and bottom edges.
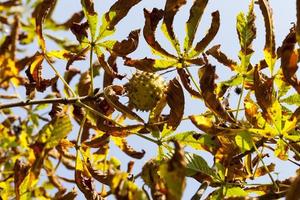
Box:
162, 0, 187, 54
66, 46, 89, 70
84, 133, 110, 148
257, 0, 276, 72
256, 0, 276, 57
86, 159, 111, 185
199, 64, 235, 123
105, 29, 140, 56
297, 0, 300, 45
206, 45, 237, 70
280, 27, 300, 93
96, 46, 125, 79
33, 0, 56, 52
143, 8, 176, 58
103, 85, 144, 122
98, 0, 142, 39
286, 172, 300, 200
25, 52, 58, 95
166, 78, 184, 130
159, 141, 186, 200
188, 11, 220, 58
253, 66, 274, 122
70, 22, 89, 43
124, 57, 179, 72
14, 160, 30, 200
177, 68, 202, 98
113, 137, 145, 159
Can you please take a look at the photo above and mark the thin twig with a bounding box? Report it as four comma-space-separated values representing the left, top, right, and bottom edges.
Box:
0, 96, 91, 110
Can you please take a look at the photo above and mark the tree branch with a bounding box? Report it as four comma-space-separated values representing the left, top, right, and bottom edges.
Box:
0, 96, 92, 110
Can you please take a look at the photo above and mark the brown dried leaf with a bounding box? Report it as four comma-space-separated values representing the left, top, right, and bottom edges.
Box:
143, 8, 176, 58
297, 0, 300, 45
70, 22, 89, 43
286, 172, 300, 200
244, 92, 259, 127
54, 188, 77, 200
199, 64, 235, 123
64, 66, 81, 96
98, 0, 141, 38
188, 11, 220, 58
75, 170, 102, 200
96, 50, 125, 79
14, 159, 30, 200
206, 45, 237, 70
77, 71, 91, 96
66, 47, 89, 70
279, 27, 300, 93
84, 133, 110, 148
177, 68, 202, 98
256, 0, 276, 57
103, 55, 117, 87
33, 0, 57, 52
103, 85, 144, 122
86, 159, 111, 185
113, 137, 145, 159
253, 163, 275, 177
124, 57, 178, 72
25, 52, 58, 94
166, 79, 184, 130
111, 29, 140, 56
162, 0, 187, 53
253, 66, 274, 121
58, 11, 84, 29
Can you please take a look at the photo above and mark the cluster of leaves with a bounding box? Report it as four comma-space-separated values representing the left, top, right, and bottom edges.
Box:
1, 0, 300, 199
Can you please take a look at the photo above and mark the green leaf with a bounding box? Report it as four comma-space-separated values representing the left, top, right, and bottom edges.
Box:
224, 186, 248, 198
159, 141, 186, 200
184, 0, 208, 52
235, 131, 253, 153
46, 49, 79, 61
111, 172, 147, 200
38, 115, 72, 149
270, 100, 282, 131
81, 0, 98, 41
281, 94, 300, 106
275, 69, 291, 98
236, 1, 256, 72
19, 172, 31, 200
274, 138, 288, 160
167, 132, 216, 151
185, 153, 217, 179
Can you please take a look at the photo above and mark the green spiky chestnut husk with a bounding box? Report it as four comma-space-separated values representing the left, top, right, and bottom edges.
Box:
125, 71, 166, 111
